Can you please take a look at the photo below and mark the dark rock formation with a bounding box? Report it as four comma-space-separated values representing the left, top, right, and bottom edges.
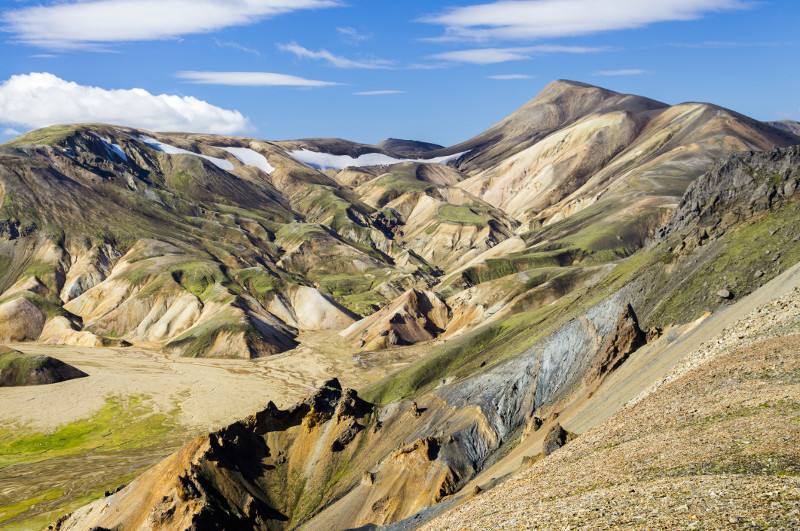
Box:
584, 304, 646, 387
542, 423, 571, 457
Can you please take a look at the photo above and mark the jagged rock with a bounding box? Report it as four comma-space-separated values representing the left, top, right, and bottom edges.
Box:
342, 289, 451, 350
331, 418, 363, 452
542, 423, 573, 457
755, 270, 764, 278
717, 288, 732, 299
584, 303, 646, 387
434, 467, 461, 503
646, 326, 663, 342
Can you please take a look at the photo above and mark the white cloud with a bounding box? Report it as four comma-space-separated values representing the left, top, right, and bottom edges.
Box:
213, 38, 260, 56
421, 0, 752, 41
2, 128, 21, 137
354, 90, 403, 95
0, 72, 252, 134
2, 0, 339, 49
337, 27, 370, 43
486, 74, 534, 79
593, 69, 649, 76
431, 45, 606, 64
176, 71, 340, 87
278, 42, 392, 69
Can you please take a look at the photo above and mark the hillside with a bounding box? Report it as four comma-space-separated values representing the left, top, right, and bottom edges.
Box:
0, 80, 798, 529
424, 286, 800, 530
0, 346, 87, 386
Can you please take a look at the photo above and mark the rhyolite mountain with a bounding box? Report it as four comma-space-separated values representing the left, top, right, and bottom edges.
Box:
50, 144, 800, 530
1, 80, 796, 359
2, 80, 800, 529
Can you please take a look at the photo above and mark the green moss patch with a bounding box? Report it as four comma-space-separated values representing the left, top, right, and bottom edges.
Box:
0, 395, 174, 469
436, 205, 491, 227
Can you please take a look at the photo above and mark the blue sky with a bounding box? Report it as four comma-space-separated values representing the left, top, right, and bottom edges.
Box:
0, 0, 798, 146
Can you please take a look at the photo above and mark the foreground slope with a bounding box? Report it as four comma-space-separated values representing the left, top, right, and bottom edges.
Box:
424, 290, 800, 530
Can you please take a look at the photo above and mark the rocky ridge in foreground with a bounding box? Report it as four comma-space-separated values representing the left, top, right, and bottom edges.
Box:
423, 287, 800, 530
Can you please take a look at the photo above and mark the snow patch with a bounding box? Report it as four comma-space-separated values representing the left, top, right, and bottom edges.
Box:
216, 146, 275, 174
287, 149, 468, 171
90, 132, 128, 162
138, 135, 234, 171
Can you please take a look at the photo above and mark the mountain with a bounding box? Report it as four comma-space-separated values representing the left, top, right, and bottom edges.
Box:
767, 119, 800, 136
376, 138, 445, 157
50, 141, 800, 531
1, 80, 799, 529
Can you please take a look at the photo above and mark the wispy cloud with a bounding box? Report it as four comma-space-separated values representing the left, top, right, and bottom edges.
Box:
431, 45, 606, 65
278, 42, 392, 69
176, 71, 341, 87
2, 0, 340, 50
2, 128, 21, 137
0, 72, 252, 134
213, 38, 260, 56
667, 40, 789, 49
421, 0, 753, 41
593, 69, 649, 76
486, 74, 534, 79
337, 27, 370, 44
354, 90, 403, 95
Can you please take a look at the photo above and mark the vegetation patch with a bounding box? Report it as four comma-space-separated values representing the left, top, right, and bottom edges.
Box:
649, 201, 800, 327
436, 205, 490, 227
165, 310, 252, 358
0, 395, 174, 469
3, 125, 87, 148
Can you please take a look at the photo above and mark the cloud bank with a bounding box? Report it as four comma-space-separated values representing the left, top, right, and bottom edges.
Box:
176, 71, 340, 86
0, 73, 252, 134
2, 0, 339, 49
431, 45, 605, 64
422, 0, 752, 41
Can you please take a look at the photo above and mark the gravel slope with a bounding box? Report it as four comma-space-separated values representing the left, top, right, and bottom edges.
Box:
423, 287, 800, 530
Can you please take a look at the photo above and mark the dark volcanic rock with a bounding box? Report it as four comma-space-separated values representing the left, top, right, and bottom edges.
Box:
584, 303, 646, 387
542, 423, 570, 457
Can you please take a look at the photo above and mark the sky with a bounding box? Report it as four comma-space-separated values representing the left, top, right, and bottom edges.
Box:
0, 0, 798, 147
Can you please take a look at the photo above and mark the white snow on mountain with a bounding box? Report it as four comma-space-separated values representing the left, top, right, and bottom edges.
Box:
287, 149, 467, 171
90, 132, 128, 162
217, 146, 275, 174
138, 135, 234, 170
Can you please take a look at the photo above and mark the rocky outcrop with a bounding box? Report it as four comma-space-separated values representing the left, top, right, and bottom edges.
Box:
656, 145, 800, 242
0, 346, 87, 386
584, 303, 646, 387
0, 297, 47, 342
542, 422, 575, 457
343, 289, 451, 349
